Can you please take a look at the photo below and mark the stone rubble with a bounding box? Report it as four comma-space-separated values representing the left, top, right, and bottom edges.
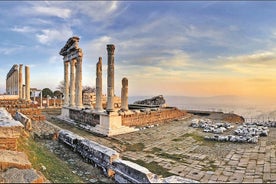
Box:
190, 118, 271, 144
190, 118, 234, 134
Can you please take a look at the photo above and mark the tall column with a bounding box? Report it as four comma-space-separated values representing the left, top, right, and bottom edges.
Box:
25, 66, 30, 101
95, 57, 103, 111
75, 56, 83, 108
121, 77, 129, 111
22, 85, 25, 99
47, 95, 50, 107
64, 61, 69, 106
106, 44, 115, 112
19, 64, 23, 98
69, 59, 76, 107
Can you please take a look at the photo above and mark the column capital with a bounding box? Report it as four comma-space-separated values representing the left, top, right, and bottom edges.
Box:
107, 44, 115, 55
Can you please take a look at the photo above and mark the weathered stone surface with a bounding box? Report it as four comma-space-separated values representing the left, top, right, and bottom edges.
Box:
0, 150, 31, 170
134, 95, 166, 107
15, 111, 32, 131
1, 168, 45, 183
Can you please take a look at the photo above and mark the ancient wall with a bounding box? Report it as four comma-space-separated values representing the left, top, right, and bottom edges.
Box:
0, 108, 23, 150
121, 108, 187, 127
69, 109, 100, 126
0, 99, 45, 121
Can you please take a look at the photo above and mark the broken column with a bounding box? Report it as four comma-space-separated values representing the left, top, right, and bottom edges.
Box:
121, 78, 129, 111
64, 61, 69, 106
95, 57, 103, 111
69, 59, 76, 107
25, 66, 30, 101
18, 64, 23, 99
106, 44, 115, 112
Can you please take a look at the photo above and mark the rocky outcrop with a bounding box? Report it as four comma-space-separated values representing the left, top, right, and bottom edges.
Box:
133, 95, 166, 107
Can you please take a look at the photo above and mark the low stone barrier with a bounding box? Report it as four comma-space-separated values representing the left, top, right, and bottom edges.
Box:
0, 108, 23, 150
58, 129, 198, 183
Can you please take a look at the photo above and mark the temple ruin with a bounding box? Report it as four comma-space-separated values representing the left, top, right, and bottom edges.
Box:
58, 36, 187, 136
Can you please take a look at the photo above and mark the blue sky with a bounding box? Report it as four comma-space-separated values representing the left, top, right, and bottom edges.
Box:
1, 1, 276, 99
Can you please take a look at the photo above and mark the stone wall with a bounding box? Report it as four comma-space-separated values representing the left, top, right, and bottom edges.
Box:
0, 108, 23, 150
121, 107, 187, 127
0, 99, 46, 121
69, 109, 100, 127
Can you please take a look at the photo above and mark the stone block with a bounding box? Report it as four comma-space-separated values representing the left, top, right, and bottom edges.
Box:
0, 150, 31, 170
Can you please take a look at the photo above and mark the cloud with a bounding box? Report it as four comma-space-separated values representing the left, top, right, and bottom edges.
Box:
27, 5, 71, 19
0, 46, 23, 55
69, 1, 121, 22
48, 55, 61, 64
36, 27, 73, 45
11, 26, 36, 33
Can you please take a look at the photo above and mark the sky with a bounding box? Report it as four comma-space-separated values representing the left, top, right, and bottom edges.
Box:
1, 1, 276, 102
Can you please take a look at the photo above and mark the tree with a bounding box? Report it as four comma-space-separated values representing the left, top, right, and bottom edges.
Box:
42, 88, 53, 98
56, 80, 64, 93
53, 90, 63, 98
82, 86, 96, 94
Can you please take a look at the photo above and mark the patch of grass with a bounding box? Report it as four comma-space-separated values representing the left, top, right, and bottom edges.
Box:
17, 136, 83, 183
201, 160, 217, 172
125, 142, 145, 152
172, 138, 183, 142
151, 147, 162, 153
180, 133, 216, 146
122, 157, 173, 178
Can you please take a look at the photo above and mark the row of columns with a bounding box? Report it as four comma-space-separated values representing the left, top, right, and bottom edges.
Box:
64, 57, 83, 108
61, 39, 128, 113
6, 64, 30, 101
6, 65, 19, 95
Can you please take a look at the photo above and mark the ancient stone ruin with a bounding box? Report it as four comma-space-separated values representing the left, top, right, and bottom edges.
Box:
0, 108, 47, 183
58, 129, 198, 183
57, 37, 188, 137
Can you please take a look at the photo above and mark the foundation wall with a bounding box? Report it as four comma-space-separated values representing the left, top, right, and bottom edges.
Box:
121, 108, 187, 127
69, 109, 100, 126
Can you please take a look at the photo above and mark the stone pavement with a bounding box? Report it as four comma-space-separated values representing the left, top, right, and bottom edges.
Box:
45, 111, 276, 183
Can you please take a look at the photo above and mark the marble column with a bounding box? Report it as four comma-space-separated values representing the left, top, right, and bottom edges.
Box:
75, 56, 83, 108
121, 77, 129, 111
19, 64, 23, 99
47, 95, 50, 107
22, 85, 25, 99
95, 57, 103, 111
106, 44, 115, 112
25, 66, 30, 101
69, 59, 76, 107
64, 61, 70, 106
